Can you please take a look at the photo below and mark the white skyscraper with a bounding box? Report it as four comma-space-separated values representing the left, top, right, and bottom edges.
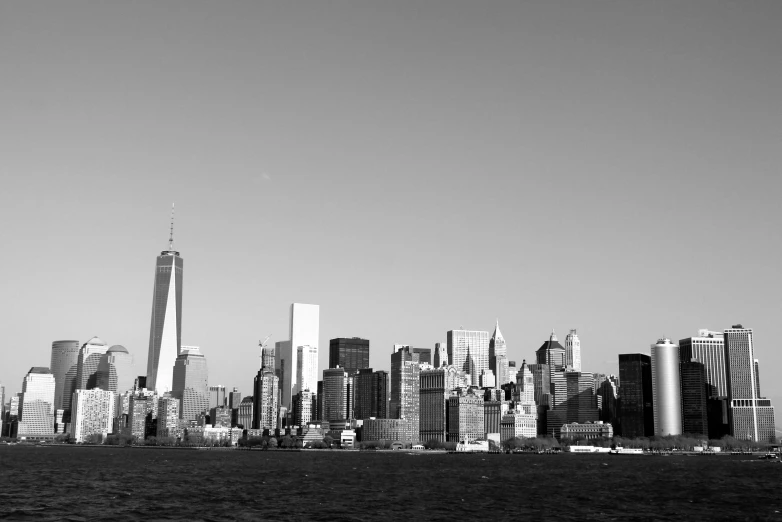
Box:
281, 303, 319, 408
18, 368, 56, 438
72, 389, 115, 443
565, 329, 581, 372
297, 345, 318, 394
489, 320, 508, 387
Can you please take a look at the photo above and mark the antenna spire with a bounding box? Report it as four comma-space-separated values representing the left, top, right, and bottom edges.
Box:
168, 203, 175, 250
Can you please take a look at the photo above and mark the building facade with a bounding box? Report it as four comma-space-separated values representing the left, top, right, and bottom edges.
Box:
489, 320, 509, 388
354, 369, 388, 420
391, 347, 420, 443
283, 303, 319, 409
678, 330, 727, 398
72, 389, 115, 443
679, 360, 708, 436
565, 329, 581, 372
447, 330, 490, 387
18, 368, 56, 439
296, 345, 318, 395
96, 345, 135, 395
329, 338, 370, 374
447, 389, 484, 442
76, 337, 109, 391
361, 418, 410, 442
172, 346, 209, 421
322, 368, 349, 422
618, 353, 654, 437
560, 421, 613, 440
252, 369, 279, 430
419, 366, 465, 443
237, 396, 253, 429
724, 325, 775, 442
146, 227, 183, 393
651, 338, 682, 436
157, 395, 181, 438
50, 340, 80, 413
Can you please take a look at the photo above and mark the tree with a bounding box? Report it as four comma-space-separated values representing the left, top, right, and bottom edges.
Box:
323, 435, 334, 448
425, 439, 443, 450
267, 437, 278, 449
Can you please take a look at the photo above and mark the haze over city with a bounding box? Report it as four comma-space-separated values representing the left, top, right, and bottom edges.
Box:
1, 0, 781, 423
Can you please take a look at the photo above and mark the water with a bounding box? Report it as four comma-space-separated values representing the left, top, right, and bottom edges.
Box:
0, 446, 780, 521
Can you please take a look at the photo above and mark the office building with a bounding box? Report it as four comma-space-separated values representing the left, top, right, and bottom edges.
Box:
362, 418, 410, 442
157, 395, 181, 438
651, 338, 682, 436
125, 393, 156, 440
560, 421, 613, 440
228, 387, 242, 410
501, 410, 538, 440
724, 325, 775, 442
565, 371, 599, 425
274, 340, 289, 399
489, 320, 508, 387
412, 348, 432, 366
484, 400, 501, 437
446, 389, 484, 442
297, 345, 318, 394
281, 303, 319, 409
419, 365, 467, 443
354, 369, 388, 420
679, 330, 727, 398
210, 406, 231, 428
434, 343, 447, 368
209, 385, 226, 409
508, 361, 518, 384
96, 345, 136, 394
293, 390, 315, 426
680, 360, 708, 436
390, 347, 420, 442
50, 340, 80, 413
237, 396, 253, 429
595, 375, 619, 428
252, 369, 279, 430
261, 342, 275, 372
447, 329, 489, 387
75, 337, 109, 391
565, 329, 581, 372
329, 338, 370, 374
172, 346, 209, 421
146, 212, 183, 393
71, 389, 115, 443
515, 361, 535, 404
17, 368, 56, 439
321, 368, 349, 423
618, 353, 654, 437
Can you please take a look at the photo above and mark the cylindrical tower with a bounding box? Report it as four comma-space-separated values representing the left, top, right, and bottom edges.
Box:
651, 338, 682, 436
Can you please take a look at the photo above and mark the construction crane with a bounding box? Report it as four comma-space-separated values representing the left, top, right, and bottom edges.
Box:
258, 334, 272, 368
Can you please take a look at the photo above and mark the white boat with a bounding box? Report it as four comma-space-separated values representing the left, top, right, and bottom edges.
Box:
608, 446, 645, 455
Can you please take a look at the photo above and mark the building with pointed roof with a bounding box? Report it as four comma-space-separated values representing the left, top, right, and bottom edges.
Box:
489, 320, 509, 388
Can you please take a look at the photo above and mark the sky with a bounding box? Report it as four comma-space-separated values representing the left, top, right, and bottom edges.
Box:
1, 1, 781, 430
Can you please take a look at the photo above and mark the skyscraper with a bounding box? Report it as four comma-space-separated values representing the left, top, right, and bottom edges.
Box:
76, 337, 109, 391
297, 345, 318, 394
96, 345, 135, 394
412, 348, 432, 366
723, 325, 775, 442
390, 346, 420, 442
329, 338, 370, 373
489, 320, 508, 387
50, 340, 80, 413
172, 346, 208, 421
354, 369, 388, 420
679, 360, 708, 436
434, 343, 447, 368
420, 365, 465, 443
282, 303, 319, 408
565, 329, 581, 372
322, 368, 349, 422
157, 396, 181, 438
651, 338, 682, 436
564, 371, 598, 425
209, 385, 226, 409
252, 368, 280, 430
618, 353, 654, 437
447, 329, 489, 387
537, 331, 568, 437
678, 330, 727, 398
71, 389, 115, 443
18, 367, 56, 439
146, 209, 183, 393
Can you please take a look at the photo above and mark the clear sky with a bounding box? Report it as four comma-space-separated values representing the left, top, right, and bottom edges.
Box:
1, 1, 780, 430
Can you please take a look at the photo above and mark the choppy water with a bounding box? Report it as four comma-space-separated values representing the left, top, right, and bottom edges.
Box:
0, 446, 780, 521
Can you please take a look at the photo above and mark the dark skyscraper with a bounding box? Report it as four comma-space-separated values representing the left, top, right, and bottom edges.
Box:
412, 348, 432, 366
146, 207, 183, 393
50, 340, 80, 413
679, 360, 708, 436
618, 353, 654, 437
328, 338, 370, 374
354, 368, 388, 420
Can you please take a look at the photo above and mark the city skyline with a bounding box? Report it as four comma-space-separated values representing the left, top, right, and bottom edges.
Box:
0, 1, 780, 424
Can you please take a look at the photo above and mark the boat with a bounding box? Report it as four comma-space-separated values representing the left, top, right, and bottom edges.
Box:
608, 445, 645, 455
758, 453, 778, 460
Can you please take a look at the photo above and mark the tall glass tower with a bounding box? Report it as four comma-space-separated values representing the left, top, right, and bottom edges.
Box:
146, 207, 183, 393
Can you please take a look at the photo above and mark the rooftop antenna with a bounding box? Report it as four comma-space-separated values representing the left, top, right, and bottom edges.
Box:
168, 203, 175, 250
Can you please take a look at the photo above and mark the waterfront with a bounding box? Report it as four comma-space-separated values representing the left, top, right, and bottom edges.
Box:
0, 446, 780, 521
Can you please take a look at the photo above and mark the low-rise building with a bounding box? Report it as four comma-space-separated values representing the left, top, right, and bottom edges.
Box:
560, 421, 613, 440
362, 418, 410, 442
